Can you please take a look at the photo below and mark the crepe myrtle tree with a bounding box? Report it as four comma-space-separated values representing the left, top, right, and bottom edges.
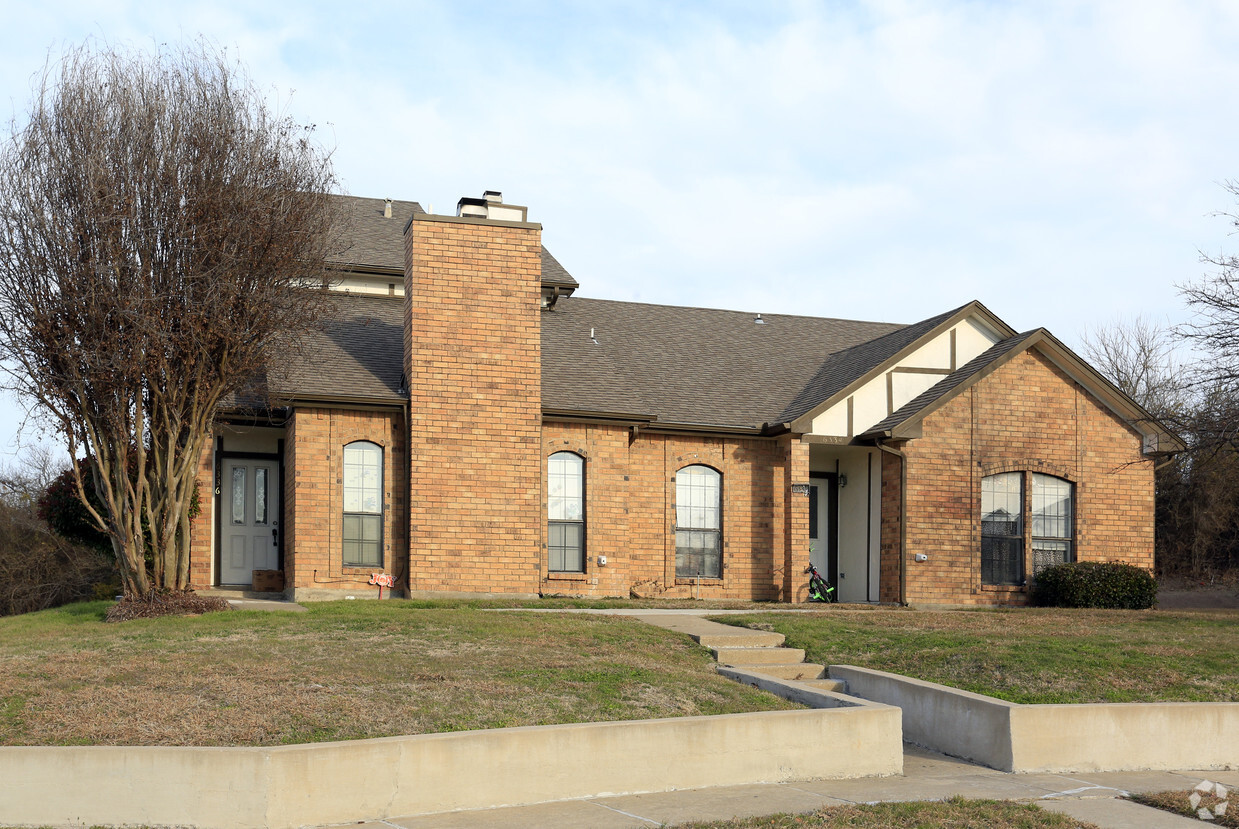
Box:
0, 41, 342, 597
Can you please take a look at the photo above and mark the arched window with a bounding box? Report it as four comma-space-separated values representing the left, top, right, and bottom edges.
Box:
548, 452, 585, 572
981, 471, 1074, 585
676, 465, 721, 579
981, 472, 1023, 585
1031, 474, 1074, 575
343, 441, 383, 567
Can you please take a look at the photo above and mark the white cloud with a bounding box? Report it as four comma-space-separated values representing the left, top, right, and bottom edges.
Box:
4, 1, 1239, 454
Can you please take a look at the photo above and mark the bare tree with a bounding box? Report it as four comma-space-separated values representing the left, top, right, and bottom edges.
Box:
1080, 315, 1186, 423
1185, 181, 1239, 419
0, 41, 341, 597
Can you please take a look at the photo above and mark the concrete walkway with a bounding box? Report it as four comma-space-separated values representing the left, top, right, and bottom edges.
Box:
199, 588, 308, 612
344, 746, 1236, 828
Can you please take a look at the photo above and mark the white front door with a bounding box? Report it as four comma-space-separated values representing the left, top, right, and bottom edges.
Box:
220, 459, 279, 585
808, 477, 835, 584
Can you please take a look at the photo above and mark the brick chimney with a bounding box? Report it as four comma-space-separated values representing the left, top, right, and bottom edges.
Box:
402, 193, 543, 595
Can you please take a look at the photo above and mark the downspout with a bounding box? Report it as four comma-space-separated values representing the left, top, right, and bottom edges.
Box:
1154, 454, 1180, 472
401, 397, 412, 598
875, 438, 908, 607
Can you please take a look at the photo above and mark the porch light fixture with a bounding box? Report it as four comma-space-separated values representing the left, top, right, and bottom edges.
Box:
839, 474, 848, 488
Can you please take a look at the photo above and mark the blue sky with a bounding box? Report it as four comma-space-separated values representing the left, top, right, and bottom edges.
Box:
4, 1, 1239, 460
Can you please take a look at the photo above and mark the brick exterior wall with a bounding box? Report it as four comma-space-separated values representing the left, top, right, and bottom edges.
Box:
188, 437, 215, 590
284, 407, 407, 596
538, 423, 808, 601
404, 215, 544, 595
883, 348, 1154, 606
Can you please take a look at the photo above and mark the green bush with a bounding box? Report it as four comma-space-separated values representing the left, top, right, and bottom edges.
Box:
1030, 561, 1158, 609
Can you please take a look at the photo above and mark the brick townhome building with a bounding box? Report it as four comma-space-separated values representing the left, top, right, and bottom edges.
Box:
189, 191, 1181, 606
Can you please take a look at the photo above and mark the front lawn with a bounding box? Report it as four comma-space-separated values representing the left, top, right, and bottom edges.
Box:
0, 600, 795, 746
677, 797, 1102, 828
716, 607, 1239, 703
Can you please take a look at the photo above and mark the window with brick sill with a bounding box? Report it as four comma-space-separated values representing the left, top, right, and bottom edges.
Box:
343, 441, 383, 568
548, 452, 585, 573
981, 471, 1073, 586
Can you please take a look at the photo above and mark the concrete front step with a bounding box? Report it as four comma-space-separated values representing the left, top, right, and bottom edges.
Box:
745, 663, 828, 681
801, 677, 848, 693
200, 588, 286, 601
695, 631, 785, 649
710, 646, 807, 666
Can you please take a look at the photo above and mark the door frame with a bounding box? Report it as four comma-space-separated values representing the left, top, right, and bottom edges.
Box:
213, 437, 285, 586
809, 471, 839, 588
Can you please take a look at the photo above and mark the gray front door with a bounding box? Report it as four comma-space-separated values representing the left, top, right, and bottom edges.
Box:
219, 459, 279, 585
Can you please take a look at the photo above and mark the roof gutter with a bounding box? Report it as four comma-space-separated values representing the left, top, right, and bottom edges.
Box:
874, 438, 908, 607
542, 408, 657, 425
543, 410, 770, 437
644, 422, 766, 436
272, 395, 406, 410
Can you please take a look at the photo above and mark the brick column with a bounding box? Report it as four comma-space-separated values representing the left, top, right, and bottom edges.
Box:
188, 435, 215, 589
782, 436, 810, 602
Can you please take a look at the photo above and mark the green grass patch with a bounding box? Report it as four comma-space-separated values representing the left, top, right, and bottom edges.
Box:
714, 607, 1239, 703
0, 600, 795, 747
677, 797, 1101, 828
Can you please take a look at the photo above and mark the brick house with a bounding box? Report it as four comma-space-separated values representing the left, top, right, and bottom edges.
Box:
190, 191, 1181, 606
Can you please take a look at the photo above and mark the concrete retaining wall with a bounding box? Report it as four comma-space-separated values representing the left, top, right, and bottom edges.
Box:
1009, 703, 1239, 772
831, 664, 1239, 773
0, 707, 902, 829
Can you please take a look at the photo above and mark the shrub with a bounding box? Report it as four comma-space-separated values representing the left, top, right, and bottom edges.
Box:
1030, 561, 1158, 609
0, 499, 114, 616
37, 460, 111, 552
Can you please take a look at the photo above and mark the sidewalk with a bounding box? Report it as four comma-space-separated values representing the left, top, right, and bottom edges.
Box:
342, 746, 1235, 828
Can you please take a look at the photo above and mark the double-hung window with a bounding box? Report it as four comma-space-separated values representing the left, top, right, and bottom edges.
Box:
343, 441, 383, 567
548, 452, 585, 572
675, 465, 721, 579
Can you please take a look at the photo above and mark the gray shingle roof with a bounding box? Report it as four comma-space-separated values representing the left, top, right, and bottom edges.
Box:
861, 331, 1037, 437
326, 195, 577, 287
249, 194, 966, 428
541, 298, 905, 429
271, 293, 406, 403
327, 196, 424, 272
262, 293, 946, 430
540, 247, 577, 289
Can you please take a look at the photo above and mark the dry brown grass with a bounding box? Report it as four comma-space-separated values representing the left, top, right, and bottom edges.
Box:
675, 797, 1102, 828
719, 606, 1239, 703
0, 600, 795, 746
104, 590, 230, 621
1132, 787, 1236, 826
